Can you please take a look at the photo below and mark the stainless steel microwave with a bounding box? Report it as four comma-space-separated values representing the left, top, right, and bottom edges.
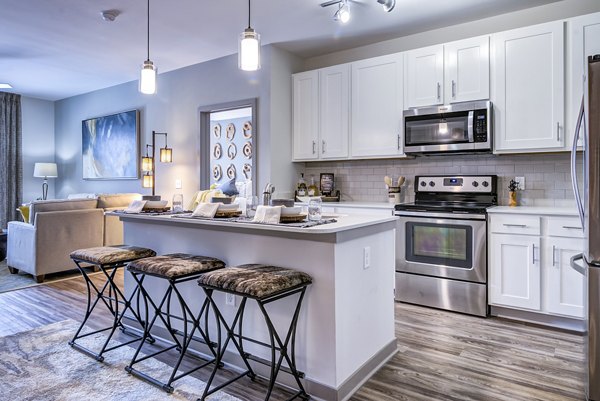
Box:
403, 101, 492, 155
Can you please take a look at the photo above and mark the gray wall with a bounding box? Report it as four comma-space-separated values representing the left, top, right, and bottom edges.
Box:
303, 153, 582, 207
304, 0, 600, 70
21, 96, 55, 202
54, 45, 301, 203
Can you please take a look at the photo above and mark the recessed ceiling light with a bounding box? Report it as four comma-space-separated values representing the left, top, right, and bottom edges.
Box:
0, 83, 13, 89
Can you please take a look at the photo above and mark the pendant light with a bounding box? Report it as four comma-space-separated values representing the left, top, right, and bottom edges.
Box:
238, 0, 261, 71
139, 0, 157, 94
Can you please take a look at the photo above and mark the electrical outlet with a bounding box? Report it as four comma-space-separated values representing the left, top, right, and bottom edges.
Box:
226, 293, 235, 306
175, 179, 182, 189
363, 246, 371, 269
514, 176, 525, 190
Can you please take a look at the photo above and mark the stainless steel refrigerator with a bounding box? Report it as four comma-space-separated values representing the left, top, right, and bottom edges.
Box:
571, 54, 600, 401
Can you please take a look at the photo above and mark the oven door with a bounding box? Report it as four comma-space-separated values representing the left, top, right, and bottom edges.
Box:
396, 212, 487, 283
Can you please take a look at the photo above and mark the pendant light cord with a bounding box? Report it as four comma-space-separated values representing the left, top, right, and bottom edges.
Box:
146, 0, 150, 61
248, 0, 251, 29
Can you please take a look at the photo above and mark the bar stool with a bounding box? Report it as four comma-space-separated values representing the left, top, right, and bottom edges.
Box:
125, 253, 226, 393
197, 264, 312, 401
69, 245, 156, 361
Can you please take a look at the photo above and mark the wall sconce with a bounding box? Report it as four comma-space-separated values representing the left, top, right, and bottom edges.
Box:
141, 130, 173, 198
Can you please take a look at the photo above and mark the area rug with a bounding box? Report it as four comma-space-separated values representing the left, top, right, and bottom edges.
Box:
0, 319, 240, 401
0, 260, 94, 293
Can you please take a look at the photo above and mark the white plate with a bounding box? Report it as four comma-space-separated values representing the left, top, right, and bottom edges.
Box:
144, 200, 168, 209
281, 206, 302, 215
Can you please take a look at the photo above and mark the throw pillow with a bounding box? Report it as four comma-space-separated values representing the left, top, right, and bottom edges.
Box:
17, 205, 30, 223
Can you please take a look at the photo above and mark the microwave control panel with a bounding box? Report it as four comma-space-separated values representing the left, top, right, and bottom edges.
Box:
473, 109, 488, 142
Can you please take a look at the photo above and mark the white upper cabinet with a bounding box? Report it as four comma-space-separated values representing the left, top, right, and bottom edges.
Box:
292, 71, 319, 160
405, 45, 444, 108
444, 36, 490, 104
319, 65, 350, 159
492, 21, 565, 152
567, 12, 600, 148
351, 53, 404, 158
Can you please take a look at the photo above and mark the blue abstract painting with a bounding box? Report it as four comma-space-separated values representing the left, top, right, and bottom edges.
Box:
82, 110, 139, 179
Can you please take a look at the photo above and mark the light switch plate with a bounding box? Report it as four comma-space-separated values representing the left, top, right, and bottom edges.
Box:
175, 179, 182, 189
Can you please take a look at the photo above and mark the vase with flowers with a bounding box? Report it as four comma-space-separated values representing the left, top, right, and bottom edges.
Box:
508, 179, 519, 207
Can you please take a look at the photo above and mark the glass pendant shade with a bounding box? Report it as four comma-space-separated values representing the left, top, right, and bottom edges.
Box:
141, 155, 153, 172
142, 173, 153, 188
140, 60, 157, 94
160, 147, 173, 163
239, 29, 261, 71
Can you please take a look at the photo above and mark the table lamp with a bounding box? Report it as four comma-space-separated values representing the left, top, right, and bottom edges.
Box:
33, 162, 58, 200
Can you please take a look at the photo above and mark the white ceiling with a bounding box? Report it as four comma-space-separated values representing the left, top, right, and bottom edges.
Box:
0, 0, 559, 101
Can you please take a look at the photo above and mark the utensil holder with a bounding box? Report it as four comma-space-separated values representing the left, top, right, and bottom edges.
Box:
388, 187, 401, 204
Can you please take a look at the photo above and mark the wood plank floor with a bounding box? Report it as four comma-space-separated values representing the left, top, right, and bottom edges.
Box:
0, 271, 586, 401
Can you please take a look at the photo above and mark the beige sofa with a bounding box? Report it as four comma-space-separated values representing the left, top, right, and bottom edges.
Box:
7, 193, 141, 282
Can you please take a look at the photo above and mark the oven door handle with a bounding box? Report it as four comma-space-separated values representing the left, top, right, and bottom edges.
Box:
467, 111, 474, 143
394, 210, 487, 220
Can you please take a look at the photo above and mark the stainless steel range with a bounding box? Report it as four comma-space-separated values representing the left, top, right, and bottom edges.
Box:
394, 175, 498, 317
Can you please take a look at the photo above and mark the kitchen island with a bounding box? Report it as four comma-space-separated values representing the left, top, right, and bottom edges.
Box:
116, 213, 397, 400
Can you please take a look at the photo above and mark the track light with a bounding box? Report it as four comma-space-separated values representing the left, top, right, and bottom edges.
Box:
377, 0, 395, 12
334, 0, 350, 24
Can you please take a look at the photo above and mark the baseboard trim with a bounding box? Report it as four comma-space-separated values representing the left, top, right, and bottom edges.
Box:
490, 306, 586, 333
123, 317, 396, 400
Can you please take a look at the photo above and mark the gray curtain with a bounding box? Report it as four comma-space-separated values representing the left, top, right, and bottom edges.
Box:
0, 92, 22, 229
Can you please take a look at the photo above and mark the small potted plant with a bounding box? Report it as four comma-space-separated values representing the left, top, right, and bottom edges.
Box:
508, 179, 519, 207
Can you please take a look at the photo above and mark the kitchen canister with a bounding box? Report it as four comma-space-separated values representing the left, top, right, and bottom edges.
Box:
388, 187, 401, 204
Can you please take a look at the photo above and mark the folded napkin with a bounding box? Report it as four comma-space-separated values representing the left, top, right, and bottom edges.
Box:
253, 205, 283, 224
124, 200, 147, 213
192, 202, 220, 218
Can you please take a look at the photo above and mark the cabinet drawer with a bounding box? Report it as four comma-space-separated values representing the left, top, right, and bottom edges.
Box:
489, 215, 541, 235
547, 216, 584, 238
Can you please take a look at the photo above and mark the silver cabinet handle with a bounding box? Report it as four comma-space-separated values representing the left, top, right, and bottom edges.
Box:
452, 80, 456, 99
312, 140, 316, 154
437, 82, 441, 101
562, 225, 582, 230
552, 245, 557, 267
503, 223, 527, 228
557, 122, 560, 141
532, 244, 537, 264
322, 140, 326, 153
397, 134, 401, 150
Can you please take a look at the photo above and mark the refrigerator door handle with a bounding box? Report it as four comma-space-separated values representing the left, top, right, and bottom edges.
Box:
571, 97, 585, 228
569, 253, 586, 276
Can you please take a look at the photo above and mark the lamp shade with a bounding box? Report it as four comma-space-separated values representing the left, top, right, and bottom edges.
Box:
142, 173, 153, 188
159, 147, 173, 163
239, 29, 261, 71
33, 163, 58, 178
142, 155, 153, 172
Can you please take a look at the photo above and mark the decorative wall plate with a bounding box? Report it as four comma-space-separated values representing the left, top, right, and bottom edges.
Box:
226, 123, 236, 141
213, 143, 222, 159
243, 121, 252, 138
242, 142, 252, 159
213, 123, 221, 138
213, 164, 222, 181
243, 163, 252, 180
227, 164, 236, 179
227, 143, 237, 159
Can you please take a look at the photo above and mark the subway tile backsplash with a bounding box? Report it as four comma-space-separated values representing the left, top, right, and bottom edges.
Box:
302, 153, 582, 207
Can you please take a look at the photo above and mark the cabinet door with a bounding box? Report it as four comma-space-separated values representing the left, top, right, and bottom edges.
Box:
544, 237, 585, 318
567, 12, 600, 148
492, 21, 565, 152
351, 53, 404, 158
445, 36, 490, 104
405, 45, 444, 108
293, 71, 319, 160
319, 64, 349, 159
489, 234, 541, 310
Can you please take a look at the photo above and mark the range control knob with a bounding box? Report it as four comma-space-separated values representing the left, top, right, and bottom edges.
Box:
420, 181, 426, 187
429, 181, 435, 187
482, 181, 489, 187
472, 181, 479, 187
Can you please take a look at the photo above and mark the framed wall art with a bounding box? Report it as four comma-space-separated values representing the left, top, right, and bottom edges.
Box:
82, 109, 140, 180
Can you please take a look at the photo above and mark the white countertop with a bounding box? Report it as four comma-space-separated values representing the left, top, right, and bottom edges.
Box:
295, 201, 395, 210
113, 212, 398, 241
487, 206, 579, 216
